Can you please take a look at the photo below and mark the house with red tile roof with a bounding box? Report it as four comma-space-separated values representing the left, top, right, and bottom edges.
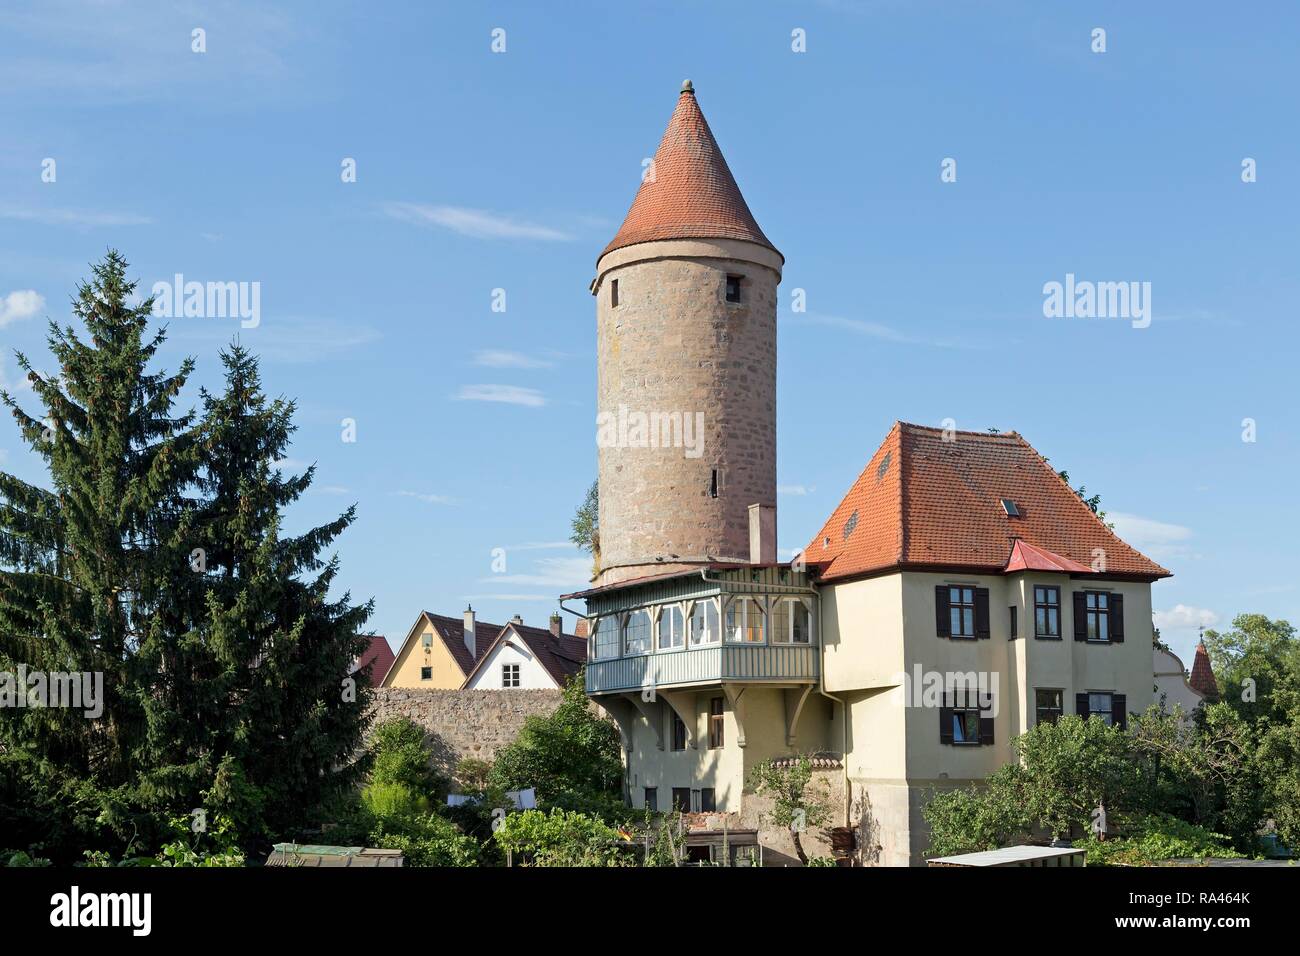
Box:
382, 607, 585, 690
569, 82, 1170, 867
351, 636, 395, 689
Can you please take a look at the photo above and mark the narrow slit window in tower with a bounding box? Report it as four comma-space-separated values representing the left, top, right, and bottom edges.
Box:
611, 278, 619, 307
710, 469, 720, 498
725, 274, 742, 303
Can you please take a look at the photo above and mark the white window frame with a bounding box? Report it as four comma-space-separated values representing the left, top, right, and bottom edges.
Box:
623, 608, 651, 656
725, 596, 765, 644
688, 598, 720, 646
593, 615, 620, 660
502, 663, 521, 688
771, 596, 813, 645
657, 603, 685, 651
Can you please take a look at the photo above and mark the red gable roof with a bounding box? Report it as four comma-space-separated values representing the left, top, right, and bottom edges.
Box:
802, 422, 1170, 583
600, 82, 779, 262
353, 636, 395, 688
1005, 539, 1095, 575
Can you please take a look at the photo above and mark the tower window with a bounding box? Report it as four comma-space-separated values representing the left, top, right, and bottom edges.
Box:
709, 469, 720, 498
610, 278, 619, 307
725, 275, 742, 303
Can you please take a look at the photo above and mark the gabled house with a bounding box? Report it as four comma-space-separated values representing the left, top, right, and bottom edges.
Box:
381, 606, 585, 690
350, 635, 395, 689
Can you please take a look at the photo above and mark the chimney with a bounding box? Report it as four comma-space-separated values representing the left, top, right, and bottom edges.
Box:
574, 618, 590, 640
748, 503, 776, 565
549, 612, 563, 637
463, 605, 476, 658
510, 613, 524, 626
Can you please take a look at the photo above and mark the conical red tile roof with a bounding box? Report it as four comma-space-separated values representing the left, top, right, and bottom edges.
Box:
601, 81, 779, 261
1189, 642, 1219, 700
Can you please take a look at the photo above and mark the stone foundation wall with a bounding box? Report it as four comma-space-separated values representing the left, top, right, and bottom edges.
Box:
368, 688, 563, 777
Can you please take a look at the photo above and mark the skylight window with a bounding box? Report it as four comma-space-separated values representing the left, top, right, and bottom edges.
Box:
843, 509, 859, 540
877, 452, 892, 481
1001, 498, 1020, 518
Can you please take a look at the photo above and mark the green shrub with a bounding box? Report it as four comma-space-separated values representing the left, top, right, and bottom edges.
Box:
368, 811, 480, 867
368, 718, 447, 800
493, 808, 634, 867
1078, 813, 1240, 866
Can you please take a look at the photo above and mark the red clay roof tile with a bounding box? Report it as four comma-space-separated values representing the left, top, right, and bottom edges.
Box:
600, 83, 778, 262
802, 423, 1170, 582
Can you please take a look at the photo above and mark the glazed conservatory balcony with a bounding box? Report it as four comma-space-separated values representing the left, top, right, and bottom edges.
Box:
585, 642, 819, 695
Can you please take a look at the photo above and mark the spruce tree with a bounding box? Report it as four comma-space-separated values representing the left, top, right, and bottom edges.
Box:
0, 252, 373, 859
0, 250, 203, 855
187, 342, 372, 843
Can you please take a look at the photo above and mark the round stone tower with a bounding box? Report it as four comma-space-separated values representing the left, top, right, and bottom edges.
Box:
593, 81, 782, 587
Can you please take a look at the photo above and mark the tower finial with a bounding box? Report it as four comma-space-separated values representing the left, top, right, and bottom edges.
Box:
681, 79, 694, 94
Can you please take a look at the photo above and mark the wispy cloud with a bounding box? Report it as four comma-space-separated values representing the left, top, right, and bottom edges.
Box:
792, 313, 989, 351
0, 290, 45, 327
778, 484, 814, 496
312, 485, 352, 496
0, 208, 152, 229
461, 594, 558, 603
396, 490, 457, 505
1154, 604, 1220, 631
167, 316, 380, 364
500, 541, 577, 552
454, 384, 546, 407
1109, 512, 1196, 562
382, 202, 573, 241
478, 555, 591, 588
472, 350, 555, 370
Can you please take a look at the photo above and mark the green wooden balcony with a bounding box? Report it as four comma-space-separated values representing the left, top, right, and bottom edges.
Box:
586, 643, 818, 695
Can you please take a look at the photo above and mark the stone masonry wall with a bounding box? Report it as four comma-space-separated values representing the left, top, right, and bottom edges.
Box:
368, 688, 563, 777
595, 246, 778, 584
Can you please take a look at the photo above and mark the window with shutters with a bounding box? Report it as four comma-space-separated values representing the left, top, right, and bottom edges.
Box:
949, 587, 975, 638
1034, 586, 1061, 638
939, 689, 995, 746
1035, 689, 1063, 725
1077, 690, 1127, 729
643, 786, 657, 812
670, 710, 688, 751
501, 663, 521, 688
708, 697, 725, 749
1085, 591, 1110, 642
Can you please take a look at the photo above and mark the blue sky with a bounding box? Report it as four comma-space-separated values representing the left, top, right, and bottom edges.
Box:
0, 0, 1295, 666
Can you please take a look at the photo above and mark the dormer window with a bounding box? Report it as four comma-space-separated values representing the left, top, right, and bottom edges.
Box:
725, 275, 742, 303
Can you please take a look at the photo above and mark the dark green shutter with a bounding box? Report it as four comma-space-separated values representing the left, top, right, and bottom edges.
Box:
1009, 605, 1018, 639
975, 588, 991, 639
979, 715, 995, 745
935, 586, 951, 638
1113, 694, 1127, 729
1076, 692, 1090, 716
1110, 593, 1125, 642
1073, 592, 1088, 641
939, 693, 953, 744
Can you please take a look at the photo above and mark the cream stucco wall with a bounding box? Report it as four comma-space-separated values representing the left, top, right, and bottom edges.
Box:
384, 615, 466, 689
821, 569, 1157, 865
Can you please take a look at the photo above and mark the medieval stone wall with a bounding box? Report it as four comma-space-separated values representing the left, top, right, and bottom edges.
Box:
368, 687, 563, 777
